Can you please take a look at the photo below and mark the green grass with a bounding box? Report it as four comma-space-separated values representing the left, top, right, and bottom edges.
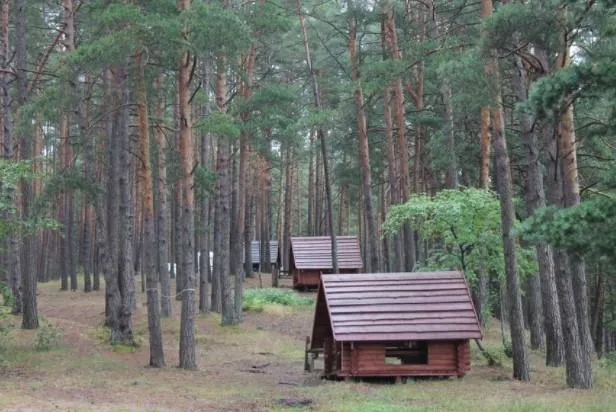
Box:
243, 288, 313, 312
3, 278, 615, 412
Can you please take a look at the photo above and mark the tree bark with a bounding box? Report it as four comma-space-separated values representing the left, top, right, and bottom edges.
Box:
153, 73, 172, 317
134, 50, 165, 366
512, 48, 564, 364
474, 0, 495, 327
545, 124, 591, 388
177, 0, 197, 369
102, 68, 133, 344
307, 130, 315, 235
231, 38, 258, 322
382, 0, 414, 271
382, 84, 402, 273
297, 0, 337, 273
198, 65, 211, 314
244, 191, 254, 278
215, 41, 234, 325
15, 0, 38, 329
483, 0, 529, 381
117, 67, 136, 342
0, 0, 21, 314
558, 105, 594, 356
553, 9, 594, 383
492, 104, 530, 381
80, 75, 94, 293
347, 4, 379, 273
283, 145, 293, 279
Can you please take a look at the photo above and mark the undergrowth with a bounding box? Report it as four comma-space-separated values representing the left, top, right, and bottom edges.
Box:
34, 320, 64, 351
0, 283, 15, 364
243, 288, 313, 312
0, 281, 15, 308
600, 351, 616, 370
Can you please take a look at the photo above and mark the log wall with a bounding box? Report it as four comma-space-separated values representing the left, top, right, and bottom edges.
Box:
335, 340, 471, 377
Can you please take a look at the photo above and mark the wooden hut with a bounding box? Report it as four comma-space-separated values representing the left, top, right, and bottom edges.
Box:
243, 240, 278, 273
308, 271, 482, 379
289, 236, 363, 289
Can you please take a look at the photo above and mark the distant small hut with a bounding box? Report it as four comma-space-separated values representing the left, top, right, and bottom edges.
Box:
288, 236, 363, 289
243, 240, 278, 273
307, 271, 482, 380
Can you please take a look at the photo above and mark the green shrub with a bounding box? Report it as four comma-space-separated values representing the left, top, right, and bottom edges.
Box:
0, 281, 15, 308
34, 322, 64, 351
0, 307, 15, 359
600, 351, 616, 370
243, 288, 313, 312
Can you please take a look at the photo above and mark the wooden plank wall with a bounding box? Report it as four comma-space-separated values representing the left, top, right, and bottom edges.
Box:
337, 340, 470, 377
294, 270, 321, 288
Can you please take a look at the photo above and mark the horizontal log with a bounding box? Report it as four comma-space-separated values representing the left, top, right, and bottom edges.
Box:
336, 332, 482, 341
331, 313, 477, 322
333, 321, 480, 331
325, 284, 469, 293
328, 295, 472, 307
325, 290, 469, 300
330, 302, 474, 314
323, 272, 463, 282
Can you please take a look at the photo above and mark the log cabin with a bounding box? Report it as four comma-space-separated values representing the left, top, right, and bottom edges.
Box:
308, 271, 482, 379
243, 240, 278, 273
288, 236, 363, 289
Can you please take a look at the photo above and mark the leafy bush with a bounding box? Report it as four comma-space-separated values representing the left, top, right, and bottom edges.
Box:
0, 307, 14, 350
34, 322, 64, 351
243, 288, 313, 312
600, 351, 616, 370
0, 281, 14, 308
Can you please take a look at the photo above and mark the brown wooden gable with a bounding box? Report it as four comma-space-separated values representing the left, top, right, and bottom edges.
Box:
310, 284, 333, 350
314, 271, 482, 344
290, 236, 363, 270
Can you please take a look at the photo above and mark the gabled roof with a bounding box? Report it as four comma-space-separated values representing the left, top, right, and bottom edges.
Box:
290, 236, 363, 270
243, 240, 278, 264
312, 271, 481, 347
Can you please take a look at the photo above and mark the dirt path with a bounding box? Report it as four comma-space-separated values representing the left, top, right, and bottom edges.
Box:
0, 275, 320, 411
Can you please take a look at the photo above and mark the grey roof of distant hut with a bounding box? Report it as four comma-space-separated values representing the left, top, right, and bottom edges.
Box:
290, 236, 363, 270
312, 271, 482, 347
243, 240, 278, 264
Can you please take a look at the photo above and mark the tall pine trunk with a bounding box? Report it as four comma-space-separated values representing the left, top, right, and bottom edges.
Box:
1, 0, 21, 313
382, 0, 414, 271
153, 74, 172, 317
348, 4, 379, 273
297, 0, 338, 272
545, 130, 590, 388
177, 0, 197, 369
198, 65, 211, 314
552, 8, 593, 386
512, 48, 564, 365
16, 0, 38, 329
482, 0, 529, 381
215, 43, 234, 325
282, 146, 293, 280
134, 50, 165, 367
117, 67, 136, 341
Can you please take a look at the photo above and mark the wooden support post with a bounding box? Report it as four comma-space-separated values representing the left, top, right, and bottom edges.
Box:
304, 336, 311, 372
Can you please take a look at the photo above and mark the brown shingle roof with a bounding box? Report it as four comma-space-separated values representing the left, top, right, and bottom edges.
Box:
317, 271, 482, 343
290, 236, 363, 270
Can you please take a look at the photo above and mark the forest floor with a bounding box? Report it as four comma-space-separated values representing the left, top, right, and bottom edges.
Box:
1, 274, 615, 412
